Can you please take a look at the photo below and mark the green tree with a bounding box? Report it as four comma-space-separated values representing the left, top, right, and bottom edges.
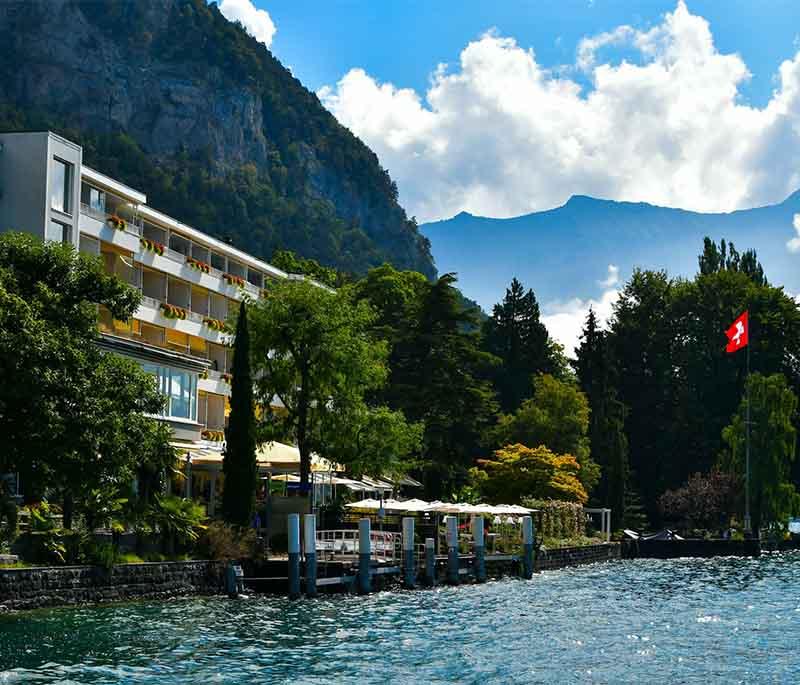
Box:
471, 443, 588, 505
249, 279, 390, 488
493, 373, 600, 494
721, 373, 799, 532
222, 300, 258, 526
608, 269, 677, 523
574, 308, 629, 527
0, 233, 174, 526
323, 405, 423, 481
482, 277, 555, 411
388, 274, 499, 498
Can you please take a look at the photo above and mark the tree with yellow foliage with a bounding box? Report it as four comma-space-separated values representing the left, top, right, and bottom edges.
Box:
471, 443, 588, 505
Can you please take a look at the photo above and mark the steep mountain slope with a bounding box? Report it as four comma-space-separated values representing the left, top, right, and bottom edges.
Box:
0, 0, 435, 278
422, 192, 800, 309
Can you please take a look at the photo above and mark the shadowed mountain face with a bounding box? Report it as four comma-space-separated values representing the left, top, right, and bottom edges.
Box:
422, 192, 800, 309
0, 0, 435, 279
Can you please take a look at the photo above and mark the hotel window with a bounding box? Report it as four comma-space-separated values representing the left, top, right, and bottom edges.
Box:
80, 183, 105, 213
142, 221, 167, 246
141, 323, 165, 347
79, 234, 100, 256
50, 158, 73, 215
192, 243, 210, 264
166, 328, 190, 354
190, 335, 206, 358
169, 232, 191, 257
227, 260, 246, 279
45, 220, 71, 244
140, 363, 198, 421
247, 268, 263, 288
210, 251, 226, 272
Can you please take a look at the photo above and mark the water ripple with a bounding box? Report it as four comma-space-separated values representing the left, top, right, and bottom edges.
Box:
1, 553, 800, 683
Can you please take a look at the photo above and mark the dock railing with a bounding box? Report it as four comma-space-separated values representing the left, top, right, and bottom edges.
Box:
316, 529, 401, 563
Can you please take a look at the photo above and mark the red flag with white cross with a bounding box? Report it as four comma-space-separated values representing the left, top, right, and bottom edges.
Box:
725, 311, 748, 353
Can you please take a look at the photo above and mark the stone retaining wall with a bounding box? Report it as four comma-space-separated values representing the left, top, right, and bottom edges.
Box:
0, 560, 225, 612
536, 543, 621, 571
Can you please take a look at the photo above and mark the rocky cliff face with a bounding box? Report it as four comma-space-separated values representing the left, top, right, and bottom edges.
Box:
0, 0, 435, 278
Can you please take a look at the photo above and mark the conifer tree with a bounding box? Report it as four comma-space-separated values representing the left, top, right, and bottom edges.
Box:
482, 277, 553, 412
574, 308, 629, 529
222, 300, 258, 526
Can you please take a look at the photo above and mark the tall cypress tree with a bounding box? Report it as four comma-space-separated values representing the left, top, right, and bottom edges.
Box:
222, 300, 258, 526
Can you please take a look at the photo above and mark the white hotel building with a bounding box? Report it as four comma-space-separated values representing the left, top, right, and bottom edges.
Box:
0, 130, 332, 511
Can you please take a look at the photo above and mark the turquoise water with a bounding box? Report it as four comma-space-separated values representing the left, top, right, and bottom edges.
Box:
1, 553, 799, 684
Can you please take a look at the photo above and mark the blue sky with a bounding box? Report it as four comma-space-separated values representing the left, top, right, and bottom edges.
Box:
216, 0, 800, 352
262, 0, 799, 109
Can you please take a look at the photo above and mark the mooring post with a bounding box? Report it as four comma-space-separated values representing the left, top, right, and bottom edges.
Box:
358, 517, 372, 594
288, 513, 301, 599
424, 537, 436, 586
522, 515, 534, 580
225, 561, 239, 598
472, 515, 486, 583
304, 514, 317, 598
402, 517, 415, 588
446, 515, 459, 585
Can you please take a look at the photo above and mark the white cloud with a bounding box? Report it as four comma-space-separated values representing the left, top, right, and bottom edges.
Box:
219, 0, 276, 47
788, 214, 800, 252
542, 286, 620, 357
319, 1, 800, 223
598, 264, 620, 287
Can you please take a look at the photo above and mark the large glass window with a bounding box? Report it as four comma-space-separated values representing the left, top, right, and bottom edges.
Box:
50, 158, 72, 215
140, 363, 198, 421
45, 220, 70, 244
210, 252, 226, 272
169, 232, 191, 257
80, 183, 105, 213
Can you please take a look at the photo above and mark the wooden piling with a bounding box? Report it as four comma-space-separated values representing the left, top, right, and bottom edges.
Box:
358, 518, 371, 594
304, 514, 317, 598
472, 515, 486, 583
288, 513, 301, 599
424, 537, 436, 586
446, 515, 459, 585
402, 517, 415, 588
522, 515, 534, 579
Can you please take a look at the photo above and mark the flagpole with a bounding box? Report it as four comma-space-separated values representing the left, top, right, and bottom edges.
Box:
744, 331, 751, 536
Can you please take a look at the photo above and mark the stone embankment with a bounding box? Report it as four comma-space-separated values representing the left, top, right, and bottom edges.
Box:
0, 561, 224, 612
536, 543, 621, 571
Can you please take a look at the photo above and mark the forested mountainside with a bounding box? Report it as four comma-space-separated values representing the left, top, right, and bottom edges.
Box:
0, 0, 435, 278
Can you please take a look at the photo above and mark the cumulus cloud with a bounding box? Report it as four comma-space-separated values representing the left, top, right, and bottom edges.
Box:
541, 284, 620, 357
598, 264, 620, 287
319, 1, 800, 222
788, 214, 800, 252
219, 0, 276, 47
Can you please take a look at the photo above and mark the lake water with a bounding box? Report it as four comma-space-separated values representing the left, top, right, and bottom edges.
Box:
1, 553, 799, 684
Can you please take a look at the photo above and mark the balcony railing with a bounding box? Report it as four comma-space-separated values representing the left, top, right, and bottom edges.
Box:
81, 203, 142, 236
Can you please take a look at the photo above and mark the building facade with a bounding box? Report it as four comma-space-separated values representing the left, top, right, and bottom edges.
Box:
0, 131, 315, 512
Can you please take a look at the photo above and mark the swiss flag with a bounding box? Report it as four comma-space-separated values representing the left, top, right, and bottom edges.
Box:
725, 311, 749, 353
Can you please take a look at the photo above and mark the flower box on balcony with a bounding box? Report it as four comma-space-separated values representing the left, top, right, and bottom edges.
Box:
199, 369, 209, 380
140, 237, 165, 256
106, 214, 127, 231
201, 429, 225, 442
203, 317, 232, 334
222, 273, 246, 289
160, 302, 187, 320
186, 256, 211, 274
221, 372, 232, 384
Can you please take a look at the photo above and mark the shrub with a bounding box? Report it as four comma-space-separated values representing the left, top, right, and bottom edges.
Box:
523, 498, 585, 540
198, 522, 256, 561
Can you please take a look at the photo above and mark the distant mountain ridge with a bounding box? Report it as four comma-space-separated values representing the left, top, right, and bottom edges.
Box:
0, 0, 435, 279
422, 191, 800, 309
